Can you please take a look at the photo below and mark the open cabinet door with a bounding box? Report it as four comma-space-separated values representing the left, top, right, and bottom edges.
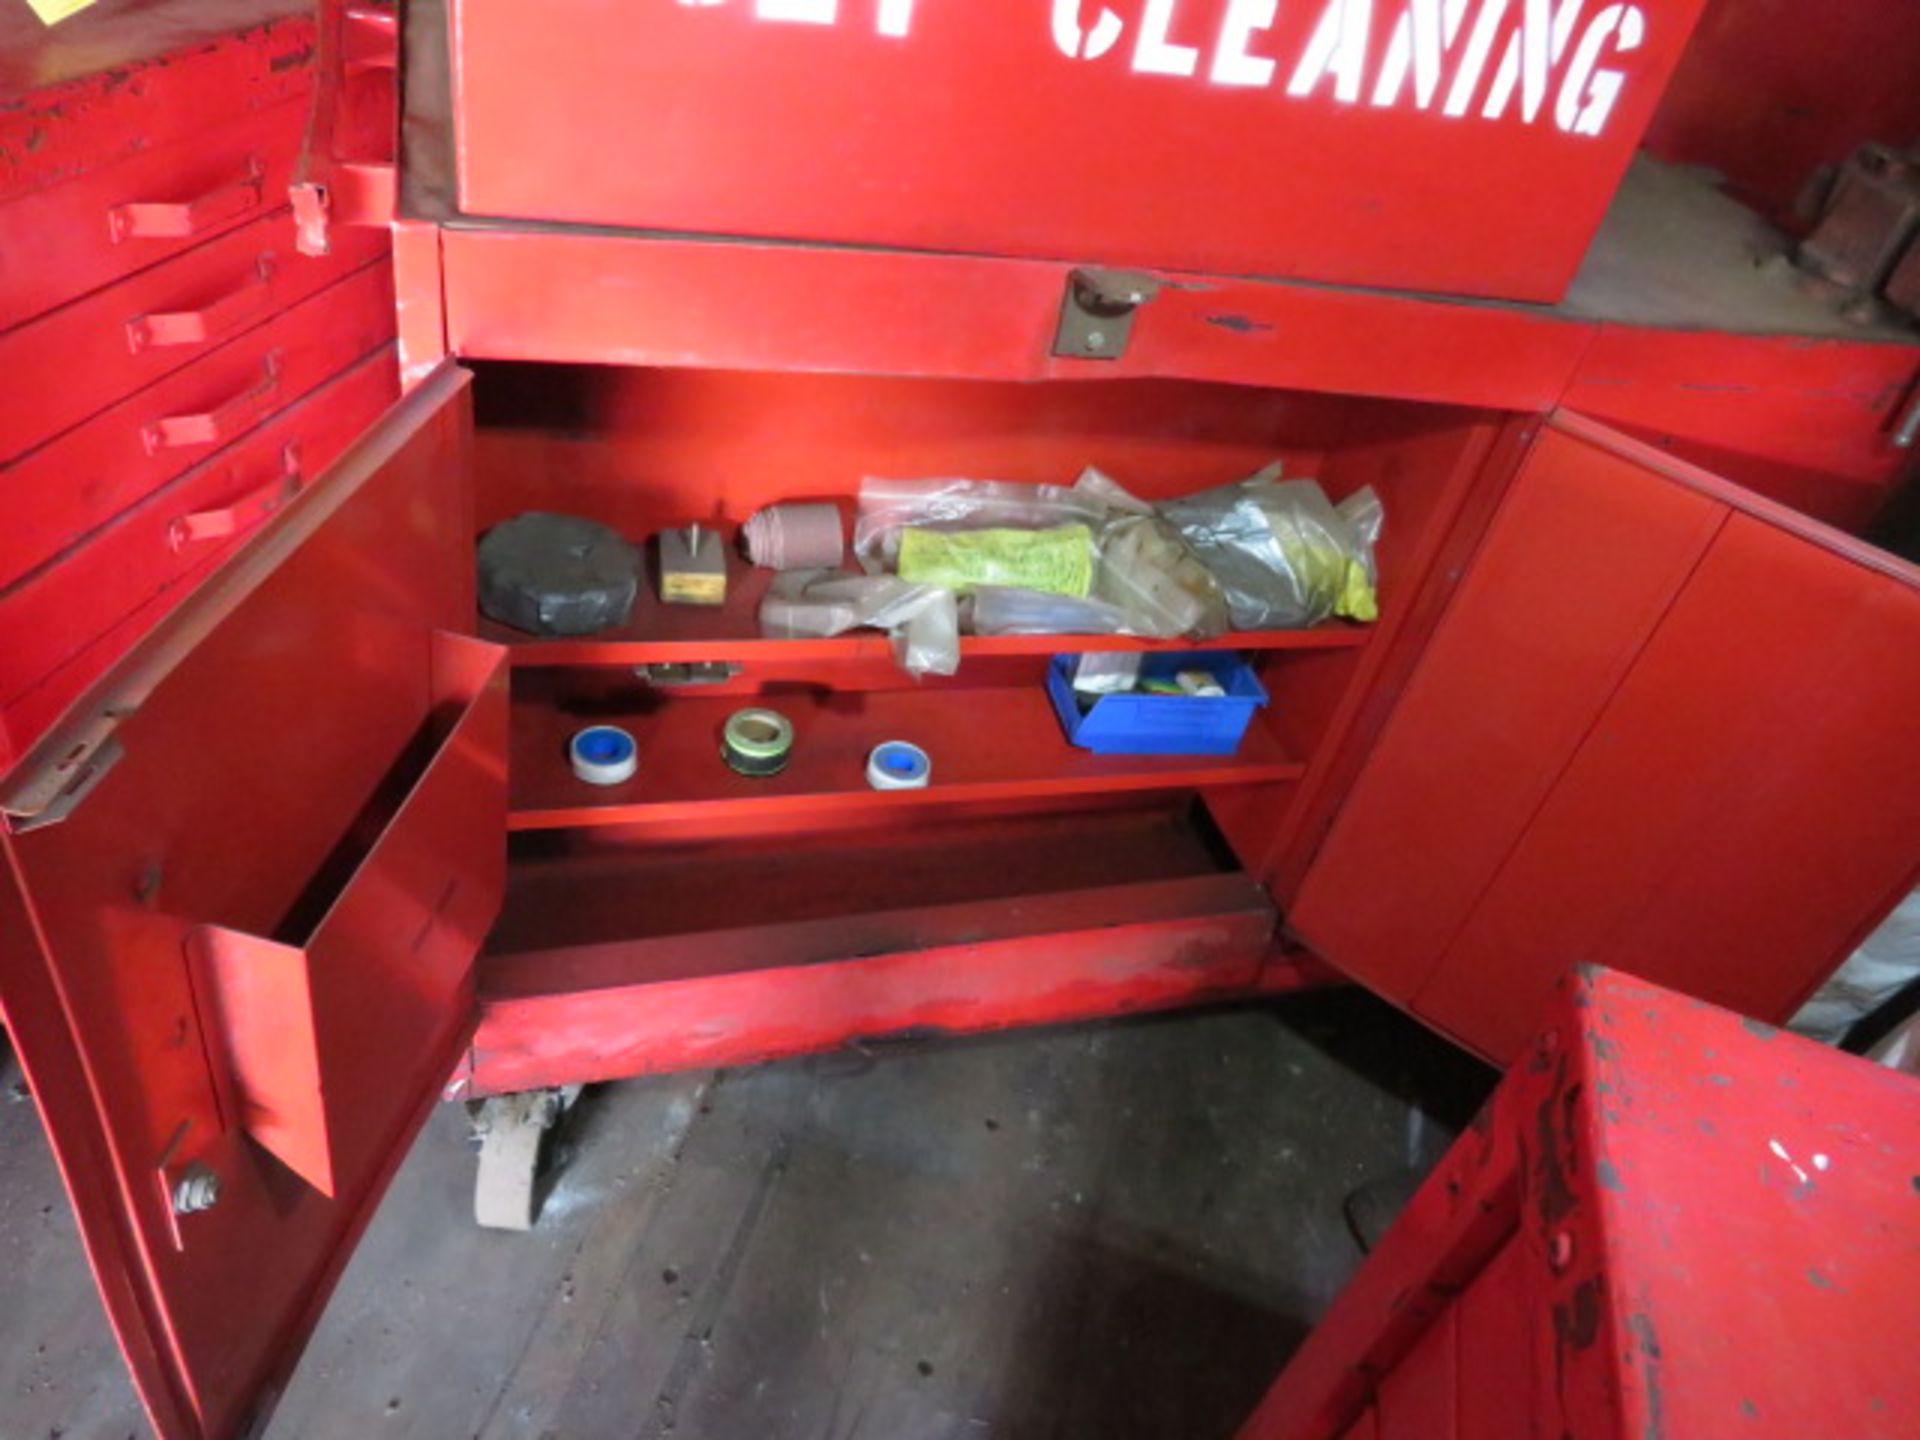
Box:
0, 366, 506, 1440
1292, 411, 1920, 1065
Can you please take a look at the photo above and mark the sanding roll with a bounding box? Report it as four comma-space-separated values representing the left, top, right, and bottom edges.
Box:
742, 503, 845, 571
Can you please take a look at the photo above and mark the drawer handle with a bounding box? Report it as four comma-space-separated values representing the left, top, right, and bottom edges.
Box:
169, 442, 303, 551
142, 354, 284, 453
125, 259, 277, 353
108, 160, 266, 243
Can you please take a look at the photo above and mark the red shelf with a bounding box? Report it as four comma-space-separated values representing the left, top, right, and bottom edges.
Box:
508, 683, 1304, 832
477, 566, 1371, 667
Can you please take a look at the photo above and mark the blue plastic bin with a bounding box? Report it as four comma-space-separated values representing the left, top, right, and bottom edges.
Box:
1046, 651, 1269, 756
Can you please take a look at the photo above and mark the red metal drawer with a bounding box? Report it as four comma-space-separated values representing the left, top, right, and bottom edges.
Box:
448, 0, 1711, 302
0, 97, 310, 336
0, 261, 395, 593
0, 206, 388, 465
0, 345, 400, 743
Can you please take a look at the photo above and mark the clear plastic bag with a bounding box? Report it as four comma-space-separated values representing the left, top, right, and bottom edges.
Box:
1070, 468, 1231, 638
1160, 464, 1383, 629
970, 585, 1132, 636
1791, 887, 1920, 1045
758, 571, 961, 676
853, 477, 1109, 571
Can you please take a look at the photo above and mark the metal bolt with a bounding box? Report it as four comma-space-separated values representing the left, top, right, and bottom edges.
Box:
1085, 330, 1107, 350
171, 1163, 221, 1216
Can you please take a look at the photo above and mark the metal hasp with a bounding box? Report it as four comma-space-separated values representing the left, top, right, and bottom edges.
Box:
1053, 269, 1161, 360
1237, 965, 1920, 1439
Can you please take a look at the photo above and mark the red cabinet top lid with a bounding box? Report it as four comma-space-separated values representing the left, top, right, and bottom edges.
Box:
448, 0, 1712, 303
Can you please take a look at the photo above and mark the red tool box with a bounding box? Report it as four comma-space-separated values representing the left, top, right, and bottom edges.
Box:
1238, 965, 1920, 1440
0, 2, 1917, 1437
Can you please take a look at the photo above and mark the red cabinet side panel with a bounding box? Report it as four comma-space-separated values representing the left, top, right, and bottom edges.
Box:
1376, 1307, 1455, 1440
1455, 1239, 1535, 1440
1415, 512, 1920, 1060
1288, 425, 1726, 1022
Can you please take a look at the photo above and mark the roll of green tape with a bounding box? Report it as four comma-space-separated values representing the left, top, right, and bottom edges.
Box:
721, 707, 794, 777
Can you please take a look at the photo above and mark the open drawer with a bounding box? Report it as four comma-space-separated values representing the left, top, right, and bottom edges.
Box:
0, 368, 504, 1440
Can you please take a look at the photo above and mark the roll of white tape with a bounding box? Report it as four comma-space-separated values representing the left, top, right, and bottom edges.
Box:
570, 725, 638, 785
866, 740, 931, 790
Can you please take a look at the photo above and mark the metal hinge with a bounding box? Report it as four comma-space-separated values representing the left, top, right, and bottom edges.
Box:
1053, 267, 1162, 360
0, 721, 127, 834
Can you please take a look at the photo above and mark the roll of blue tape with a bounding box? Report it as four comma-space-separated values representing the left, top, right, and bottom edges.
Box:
570, 725, 638, 785
866, 740, 931, 790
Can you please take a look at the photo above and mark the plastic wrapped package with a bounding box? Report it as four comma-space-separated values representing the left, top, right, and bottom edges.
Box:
758, 571, 960, 676
898, 524, 1095, 597
1095, 512, 1232, 638
1160, 464, 1383, 629
854, 477, 1109, 571
1071, 468, 1230, 638
970, 585, 1132, 636
1070, 651, 1143, 695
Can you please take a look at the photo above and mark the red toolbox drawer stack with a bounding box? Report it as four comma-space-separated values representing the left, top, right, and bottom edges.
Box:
0, 0, 398, 768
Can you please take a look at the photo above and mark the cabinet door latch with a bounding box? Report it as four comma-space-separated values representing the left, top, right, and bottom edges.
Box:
1053, 268, 1161, 360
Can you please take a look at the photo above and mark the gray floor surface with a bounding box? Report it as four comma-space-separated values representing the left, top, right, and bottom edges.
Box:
0, 994, 1490, 1440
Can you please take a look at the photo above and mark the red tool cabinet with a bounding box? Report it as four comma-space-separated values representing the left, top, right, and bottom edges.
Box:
1237, 965, 1920, 1440
2, 3, 1918, 1438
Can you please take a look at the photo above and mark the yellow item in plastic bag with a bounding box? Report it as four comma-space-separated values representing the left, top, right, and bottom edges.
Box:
25, 0, 96, 21
897, 524, 1095, 598
1335, 555, 1378, 622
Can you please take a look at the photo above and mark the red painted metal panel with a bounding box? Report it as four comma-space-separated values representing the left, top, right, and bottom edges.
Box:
0, 368, 496, 1440
1237, 1058, 1523, 1438
0, 208, 389, 466
1562, 324, 1920, 534
1559, 972, 1920, 1440
1239, 967, 1920, 1440
448, 0, 1709, 303
1375, 1305, 1453, 1440
439, 228, 1598, 409
1453, 1239, 1535, 1440
391, 219, 447, 389
1287, 421, 1727, 1019
189, 633, 506, 1197
0, 101, 308, 338
1416, 504, 1920, 1061
0, 3, 310, 129
0, 6, 316, 330
0, 345, 400, 739
0, 260, 395, 592
1642, 0, 1920, 223
461, 873, 1275, 1095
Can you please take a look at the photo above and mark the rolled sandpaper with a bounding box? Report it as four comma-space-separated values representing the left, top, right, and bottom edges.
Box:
742, 503, 845, 571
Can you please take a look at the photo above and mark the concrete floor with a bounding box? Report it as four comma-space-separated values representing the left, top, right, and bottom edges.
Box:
1, 992, 1491, 1440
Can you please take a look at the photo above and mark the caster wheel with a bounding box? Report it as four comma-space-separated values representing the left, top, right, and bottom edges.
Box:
470, 1086, 582, 1231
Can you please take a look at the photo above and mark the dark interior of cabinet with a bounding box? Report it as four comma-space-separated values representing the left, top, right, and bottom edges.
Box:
464, 361, 1500, 966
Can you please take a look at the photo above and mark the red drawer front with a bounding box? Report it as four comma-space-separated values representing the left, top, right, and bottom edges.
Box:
0, 98, 308, 336
451, 0, 1709, 303
0, 207, 388, 466
0, 262, 394, 593
0, 346, 399, 747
